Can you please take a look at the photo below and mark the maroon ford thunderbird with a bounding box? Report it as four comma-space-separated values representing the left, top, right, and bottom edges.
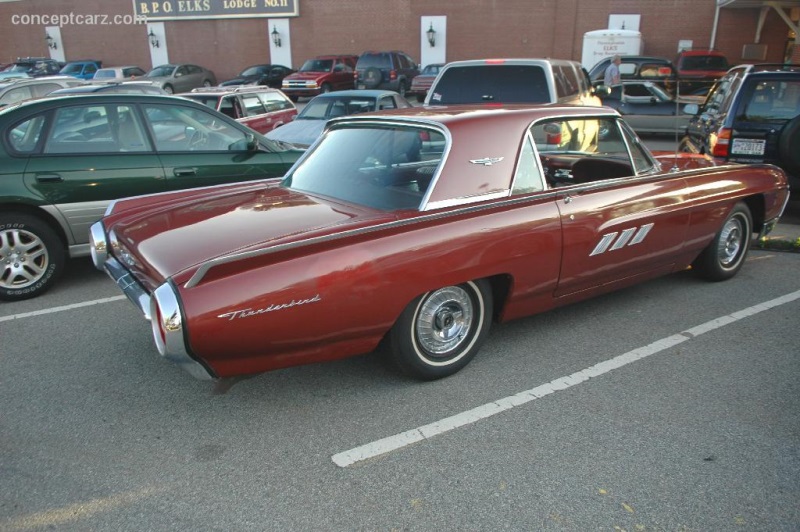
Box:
90, 105, 790, 381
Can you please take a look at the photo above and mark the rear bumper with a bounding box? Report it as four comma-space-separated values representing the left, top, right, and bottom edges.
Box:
89, 221, 215, 380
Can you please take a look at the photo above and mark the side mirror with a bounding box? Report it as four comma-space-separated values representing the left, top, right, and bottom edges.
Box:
246, 133, 258, 151
683, 103, 699, 115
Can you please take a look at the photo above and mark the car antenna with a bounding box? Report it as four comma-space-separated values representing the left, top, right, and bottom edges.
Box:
671, 78, 681, 172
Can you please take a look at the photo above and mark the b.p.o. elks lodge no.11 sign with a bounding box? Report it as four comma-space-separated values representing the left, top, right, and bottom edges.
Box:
132, 0, 298, 21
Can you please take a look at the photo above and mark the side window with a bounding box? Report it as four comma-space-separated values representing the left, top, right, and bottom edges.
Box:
620, 122, 656, 173
218, 96, 236, 118
44, 105, 148, 153
143, 104, 251, 152
176, 66, 188, 76
0, 86, 34, 106
553, 66, 568, 99
531, 117, 637, 186
32, 83, 61, 97
512, 135, 544, 194
85, 64, 97, 75
703, 76, 733, 113
7, 115, 46, 153
379, 96, 397, 110
562, 65, 580, 96
241, 94, 267, 116
259, 92, 289, 111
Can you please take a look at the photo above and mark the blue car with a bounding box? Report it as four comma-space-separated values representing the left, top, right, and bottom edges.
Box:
59, 60, 102, 80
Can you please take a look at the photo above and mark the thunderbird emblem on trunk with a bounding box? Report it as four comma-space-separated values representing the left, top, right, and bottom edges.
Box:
469, 157, 504, 166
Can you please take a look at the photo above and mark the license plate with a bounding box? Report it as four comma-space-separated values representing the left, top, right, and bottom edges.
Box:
357, 84, 365, 90
731, 138, 765, 156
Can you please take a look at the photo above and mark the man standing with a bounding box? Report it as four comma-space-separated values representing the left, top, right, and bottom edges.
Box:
604, 55, 621, 87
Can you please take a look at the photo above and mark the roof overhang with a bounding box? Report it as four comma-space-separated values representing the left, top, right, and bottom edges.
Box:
719, 0, 800, 39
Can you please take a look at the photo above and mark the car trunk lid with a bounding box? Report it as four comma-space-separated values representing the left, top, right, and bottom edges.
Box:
108, 182, 395, 290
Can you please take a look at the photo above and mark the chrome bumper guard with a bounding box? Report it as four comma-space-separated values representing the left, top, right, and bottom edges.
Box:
104, 257, 153, 321
89, 221, 213, 380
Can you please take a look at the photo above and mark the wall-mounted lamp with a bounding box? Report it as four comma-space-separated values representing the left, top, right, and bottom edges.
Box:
426, 23, 436, 47
45, 33, 57, 50
271, 25, 282, 47
148, 29, 159, 48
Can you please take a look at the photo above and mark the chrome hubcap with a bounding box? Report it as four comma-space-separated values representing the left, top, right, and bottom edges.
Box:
416, 286, 473, 356
718, 215, 744, 267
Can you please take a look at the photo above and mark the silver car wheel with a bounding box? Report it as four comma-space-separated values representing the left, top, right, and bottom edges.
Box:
0, 227, 49, 289
718, 214, 744, 267
415, 286, 474, 356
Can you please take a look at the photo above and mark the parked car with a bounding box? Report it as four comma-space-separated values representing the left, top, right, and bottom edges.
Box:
408, 63, 444, 102
599, 81, 694, 134
588, 55, 677, 93
90, 105, 788, 381
265, 89, 411, 147
1, 57, 62, 79
92, 65, 147, 81
0, 76, 83, 107
674, 49, 730, 94
354, 50, 419, 96
180, 85, 297, 134
49, 81, 168, 95
220, 64, 295, 88
425, 58, 601, 107
60, 60, 102, 80
145, 64, 217, 94
0, 93, 304, 301
281, 55, 358, 101
680, 63, 800, 189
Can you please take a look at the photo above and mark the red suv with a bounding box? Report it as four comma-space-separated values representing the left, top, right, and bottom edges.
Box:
675, 49, 730, 95
180, 86, 297, 134
281, 55, 358, 101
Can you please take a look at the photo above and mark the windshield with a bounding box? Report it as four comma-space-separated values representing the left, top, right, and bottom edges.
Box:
7, 64, 31, 72
421, 64, 442, 76
300, 59, 334, 72
282, 125, 445, 211
60, 64, 83, 74
147, 66, 175, 77
298, 97, 376, 119
94, 69, 116, 79
240, 66, 268, 76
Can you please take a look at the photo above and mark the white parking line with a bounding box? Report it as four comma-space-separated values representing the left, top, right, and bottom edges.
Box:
331, 289, 800, 468
0, 295, 126, 323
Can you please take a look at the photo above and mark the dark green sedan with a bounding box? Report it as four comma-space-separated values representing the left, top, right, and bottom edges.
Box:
0, 93, 303, 300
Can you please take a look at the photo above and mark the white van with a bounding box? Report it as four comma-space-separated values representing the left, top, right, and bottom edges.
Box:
424, 58, 601, 107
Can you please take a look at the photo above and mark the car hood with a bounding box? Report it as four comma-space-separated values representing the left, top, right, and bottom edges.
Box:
264, 119, 326, 147
221, 76, 258, 86
286, 71, 329, 81
110, 181, 394, 285
144, 75, 171, 82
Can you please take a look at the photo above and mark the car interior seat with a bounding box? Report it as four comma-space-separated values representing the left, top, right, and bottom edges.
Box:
570, 157, 633, 183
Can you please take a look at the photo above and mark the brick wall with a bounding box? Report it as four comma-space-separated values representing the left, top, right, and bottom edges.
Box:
0, 0, 795, 82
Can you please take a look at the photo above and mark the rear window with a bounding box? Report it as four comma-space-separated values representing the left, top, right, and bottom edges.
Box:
358, 53, 390, 69
428, 65, 551, 104
680, 55, 729, 71
741, 79, 800, 122
283, 125, 445, 211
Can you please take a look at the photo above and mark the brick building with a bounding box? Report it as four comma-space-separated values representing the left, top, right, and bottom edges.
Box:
0, 0, 798, 83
